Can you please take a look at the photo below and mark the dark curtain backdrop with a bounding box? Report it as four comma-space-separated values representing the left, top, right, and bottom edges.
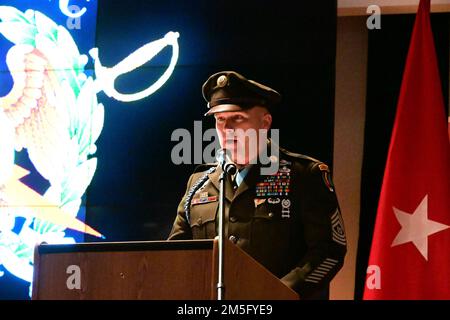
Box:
85, 0, 337, 243
355, 13, 450, 299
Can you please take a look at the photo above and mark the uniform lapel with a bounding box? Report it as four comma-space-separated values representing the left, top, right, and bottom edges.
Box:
207, 152, 270, 203
207, 165, 234, 202
233, 164, 260, 200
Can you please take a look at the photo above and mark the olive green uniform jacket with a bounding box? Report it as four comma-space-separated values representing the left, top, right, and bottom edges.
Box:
168, 147, 347, 299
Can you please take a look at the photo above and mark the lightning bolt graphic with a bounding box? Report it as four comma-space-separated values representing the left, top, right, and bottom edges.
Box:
2, 165, 103, 238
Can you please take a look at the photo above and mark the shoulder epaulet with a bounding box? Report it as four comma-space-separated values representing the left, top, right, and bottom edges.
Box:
193, 163, 218, 174
279, 147, 322, 164
279, 147, 333, 191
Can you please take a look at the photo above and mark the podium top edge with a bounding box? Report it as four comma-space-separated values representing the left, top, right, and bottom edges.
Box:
37, 239, 215, 254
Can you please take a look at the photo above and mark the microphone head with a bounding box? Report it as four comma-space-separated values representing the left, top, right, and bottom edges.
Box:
224, 162, 237, 175
216, 148, 237, 174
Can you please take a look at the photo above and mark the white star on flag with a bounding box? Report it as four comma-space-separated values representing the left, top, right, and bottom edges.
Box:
391, 195, 450, 260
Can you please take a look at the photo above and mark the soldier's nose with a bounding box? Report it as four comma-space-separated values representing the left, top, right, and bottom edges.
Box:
224, 121, 235, 130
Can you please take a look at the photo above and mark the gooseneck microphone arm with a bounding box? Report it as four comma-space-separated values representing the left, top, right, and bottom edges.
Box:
216, 149, 237, 300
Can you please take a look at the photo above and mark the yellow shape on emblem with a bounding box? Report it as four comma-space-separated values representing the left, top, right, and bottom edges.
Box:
3, 165, 103, 238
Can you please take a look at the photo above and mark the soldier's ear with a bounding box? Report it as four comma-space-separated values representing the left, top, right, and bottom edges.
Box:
262, 112, 272, 129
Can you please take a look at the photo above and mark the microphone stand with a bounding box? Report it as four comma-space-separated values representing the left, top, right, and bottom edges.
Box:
217, 153, 237, 300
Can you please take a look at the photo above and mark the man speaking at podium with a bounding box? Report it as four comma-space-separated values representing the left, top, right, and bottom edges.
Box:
168, 71, 347, 299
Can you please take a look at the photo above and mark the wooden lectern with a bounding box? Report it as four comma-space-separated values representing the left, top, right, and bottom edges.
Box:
32, 239, 298, 300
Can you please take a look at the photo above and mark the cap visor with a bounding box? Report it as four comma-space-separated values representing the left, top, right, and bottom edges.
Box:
204, 104, 244, 116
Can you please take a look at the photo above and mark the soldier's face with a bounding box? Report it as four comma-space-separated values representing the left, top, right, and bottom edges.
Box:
214, 106, 272, 166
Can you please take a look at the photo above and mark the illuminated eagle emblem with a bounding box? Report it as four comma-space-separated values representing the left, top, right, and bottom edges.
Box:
0, 5, 179, 290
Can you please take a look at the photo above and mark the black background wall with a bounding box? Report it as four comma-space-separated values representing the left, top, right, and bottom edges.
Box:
85, 0, 338, 243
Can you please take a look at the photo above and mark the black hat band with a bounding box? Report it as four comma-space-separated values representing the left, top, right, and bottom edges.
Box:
208, 97, 268, 108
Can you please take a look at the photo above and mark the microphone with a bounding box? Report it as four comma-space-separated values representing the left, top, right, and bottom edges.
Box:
216, 148, 237, 175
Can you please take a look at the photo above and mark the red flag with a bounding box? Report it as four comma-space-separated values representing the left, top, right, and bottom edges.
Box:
364, 0, 450, 300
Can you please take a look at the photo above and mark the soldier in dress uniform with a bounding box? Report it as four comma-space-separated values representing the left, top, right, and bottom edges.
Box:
168, 71, 347, 299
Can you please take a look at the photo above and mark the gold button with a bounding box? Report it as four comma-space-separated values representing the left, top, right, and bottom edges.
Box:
230, 216, 237, 223
268, 212, 274, 218
229, 235, 238, 244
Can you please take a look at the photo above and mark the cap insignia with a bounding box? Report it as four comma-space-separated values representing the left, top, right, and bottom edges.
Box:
216, 75, 228, 87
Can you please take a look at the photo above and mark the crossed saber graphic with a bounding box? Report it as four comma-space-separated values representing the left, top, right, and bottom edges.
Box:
0, 31, 180, 238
